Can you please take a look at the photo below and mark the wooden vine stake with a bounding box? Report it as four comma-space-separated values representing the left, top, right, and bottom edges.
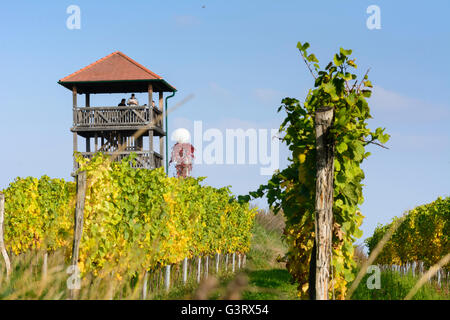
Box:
183, 257, 188, 284
314, 106, 334, 300
197, 256, 202, 283
142, 271, 148, 300
215, 253, 220, 274
0, 192, 11, 279
232, 253, 236, 273
225, 254, 229, 272
42, 252, 48, 283
69, 171, 87, 300
164, 265, 171, 292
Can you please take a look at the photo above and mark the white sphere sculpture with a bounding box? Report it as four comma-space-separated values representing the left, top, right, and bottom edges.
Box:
171, 128, 191, 144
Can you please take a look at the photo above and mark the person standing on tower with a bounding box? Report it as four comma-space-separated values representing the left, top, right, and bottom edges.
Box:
127, 93, 139, 106
118, 98, 126, 106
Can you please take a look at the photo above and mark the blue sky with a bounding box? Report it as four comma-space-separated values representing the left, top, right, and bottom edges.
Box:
0, 1, 449, 246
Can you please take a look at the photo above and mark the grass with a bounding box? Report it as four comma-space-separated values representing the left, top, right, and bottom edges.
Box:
240, 211, 298, 300
242, 269, 297, 300
245, 214, 286, 270
349, 269, 450, 300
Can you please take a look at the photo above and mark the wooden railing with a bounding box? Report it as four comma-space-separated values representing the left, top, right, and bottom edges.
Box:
73, 106, 163, 129
79, 151, 163, 169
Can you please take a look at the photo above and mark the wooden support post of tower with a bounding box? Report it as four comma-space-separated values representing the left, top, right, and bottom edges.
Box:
159, 91, 164, 167
72, 86, 78, 174
85, 94, 91, 152
148, 84, 154, 169
314, 106, 334, 300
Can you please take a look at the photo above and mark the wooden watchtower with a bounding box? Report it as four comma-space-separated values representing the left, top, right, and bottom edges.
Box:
58, 51, 176, 173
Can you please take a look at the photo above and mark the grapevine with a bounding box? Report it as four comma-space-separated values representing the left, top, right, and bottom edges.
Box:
366, 196, 449, 270
2, 153, 256, 279
239, 42, 390, 299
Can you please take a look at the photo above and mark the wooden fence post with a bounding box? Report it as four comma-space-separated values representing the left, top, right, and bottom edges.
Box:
106, 272, 115, 300
165, 265, 171, 292
197, 256, 201, 284
69, 171, 87, 300
314, 106, 334, 300
215, 253, 220, 274
232, 253, 236, 273
437, 268, 441, 288
159, 268, 163, 290
142, 271, 148, 300
0, 192, 11, 279
42, 252, 48, 282
225, 254, 229, 272
183, 257, 188, 285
